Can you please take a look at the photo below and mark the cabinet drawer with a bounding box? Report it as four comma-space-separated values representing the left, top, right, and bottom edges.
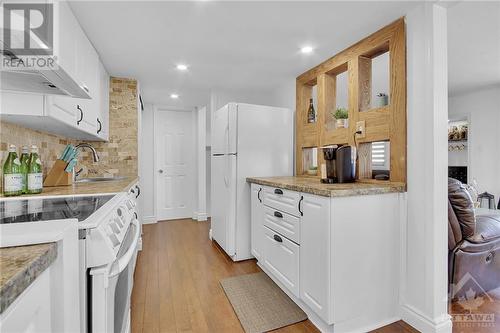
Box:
263, 206, 300, 244
263, 186, 301, 217
263, 226, 300, 297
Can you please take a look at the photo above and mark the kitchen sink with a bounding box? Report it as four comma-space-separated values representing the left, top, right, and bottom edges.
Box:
75, 176, 127, 183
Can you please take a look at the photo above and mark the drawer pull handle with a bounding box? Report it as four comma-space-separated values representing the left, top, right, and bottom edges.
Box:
274, 211, 283, 218
274, 189, 283, 195
298, 196, 304, 216
258, 188, 262, 203
273, 234, 283, 243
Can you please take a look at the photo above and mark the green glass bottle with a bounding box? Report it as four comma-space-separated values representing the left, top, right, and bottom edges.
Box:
20, 146, 29, 194
27, 145, 43, 194
2, 144, 23, 196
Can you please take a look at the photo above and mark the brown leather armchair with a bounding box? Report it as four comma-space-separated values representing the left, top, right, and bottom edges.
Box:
448, 178, 500, 300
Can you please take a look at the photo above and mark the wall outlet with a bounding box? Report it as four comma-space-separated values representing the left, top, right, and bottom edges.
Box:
356, 120, 366, 138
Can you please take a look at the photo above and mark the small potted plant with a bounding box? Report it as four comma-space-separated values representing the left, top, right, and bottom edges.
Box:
334, 107, 349, 128
307, 166, 318, 176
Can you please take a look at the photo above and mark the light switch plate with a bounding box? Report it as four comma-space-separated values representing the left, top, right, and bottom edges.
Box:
356, 120, 366, 138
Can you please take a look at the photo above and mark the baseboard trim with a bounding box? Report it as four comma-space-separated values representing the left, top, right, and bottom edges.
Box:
401, 304, 452, 333
142, 216, 157, 224
194, 212, 208, 221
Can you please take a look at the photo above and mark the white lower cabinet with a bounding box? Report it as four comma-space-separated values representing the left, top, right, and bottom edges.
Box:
250, 184, 265, 261
300, 193, 331, 323
251, 184, 404, 332
262, 225, 300, 297
0, 269, 52, 333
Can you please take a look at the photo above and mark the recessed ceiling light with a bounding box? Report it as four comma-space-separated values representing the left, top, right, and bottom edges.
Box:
300, 46, 314, 54
176, 64, 188, 71
170, 94, 179, 99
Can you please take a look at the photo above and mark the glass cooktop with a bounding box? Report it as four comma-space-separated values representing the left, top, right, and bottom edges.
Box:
0, 195, 114, 224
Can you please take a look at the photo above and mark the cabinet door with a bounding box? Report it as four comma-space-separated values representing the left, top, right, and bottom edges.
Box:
45, 95, 78, 127
250, 184, 264, 261
0, 269, 52, 332
74, 34, 98, 134
97, 61, 110, 140
300, 193, 332, 323
55, 1, 78, 84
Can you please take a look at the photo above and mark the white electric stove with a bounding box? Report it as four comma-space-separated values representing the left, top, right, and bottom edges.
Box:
0, 183, 141, 333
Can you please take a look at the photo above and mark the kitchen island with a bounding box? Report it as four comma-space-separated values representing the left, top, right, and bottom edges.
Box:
247, 176, 406, 333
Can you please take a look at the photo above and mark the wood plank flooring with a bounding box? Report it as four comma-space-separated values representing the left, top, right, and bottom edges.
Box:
131, 219, 498, 333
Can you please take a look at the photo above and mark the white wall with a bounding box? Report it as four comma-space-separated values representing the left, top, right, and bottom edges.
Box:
140, 103, 156, 223
195, 106, 208, 221
449, 85, 500, 198
402, 4, 450, 332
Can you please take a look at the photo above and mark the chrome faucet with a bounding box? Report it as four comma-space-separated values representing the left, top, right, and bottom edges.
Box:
73, 143, 100, 181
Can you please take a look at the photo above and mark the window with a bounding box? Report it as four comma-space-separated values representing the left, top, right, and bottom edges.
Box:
372, 141, 390, 170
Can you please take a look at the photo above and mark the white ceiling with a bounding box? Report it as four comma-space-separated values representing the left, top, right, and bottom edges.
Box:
448, 1, 500, 96
69, 1, 420, 107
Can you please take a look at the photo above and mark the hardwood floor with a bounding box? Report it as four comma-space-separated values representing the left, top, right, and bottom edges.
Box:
131, 219, 498, 333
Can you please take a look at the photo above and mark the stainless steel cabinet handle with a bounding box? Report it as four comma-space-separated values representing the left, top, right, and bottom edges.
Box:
273, 234, 283, 243
257, 188, 262, 203
97, 118, 102, 134
158, 169, 164, 173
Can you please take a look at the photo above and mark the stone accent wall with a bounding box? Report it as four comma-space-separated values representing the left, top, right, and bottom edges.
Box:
0, 121, 73, 177
79, 77, 138, 178
0, 77, 138, 189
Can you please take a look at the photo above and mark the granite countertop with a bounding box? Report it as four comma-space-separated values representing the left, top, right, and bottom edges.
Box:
247, 176, 406, 197
0, 177, 138, 199
0, 243, 58, 314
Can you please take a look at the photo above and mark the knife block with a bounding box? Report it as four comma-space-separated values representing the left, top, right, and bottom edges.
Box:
43, 159, 73, 187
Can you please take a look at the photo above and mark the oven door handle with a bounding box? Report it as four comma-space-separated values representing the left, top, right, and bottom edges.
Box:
104, 218, 140, 287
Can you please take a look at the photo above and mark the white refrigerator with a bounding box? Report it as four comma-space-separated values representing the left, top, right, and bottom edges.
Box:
210, 103, 293, 261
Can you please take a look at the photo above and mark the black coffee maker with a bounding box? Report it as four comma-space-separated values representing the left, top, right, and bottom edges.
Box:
321, 145, 356, 183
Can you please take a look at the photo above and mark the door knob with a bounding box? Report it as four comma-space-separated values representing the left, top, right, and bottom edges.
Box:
158, 169, 163, 173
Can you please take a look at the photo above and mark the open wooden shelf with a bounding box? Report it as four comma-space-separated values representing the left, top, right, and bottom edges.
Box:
295, 18, 407, 184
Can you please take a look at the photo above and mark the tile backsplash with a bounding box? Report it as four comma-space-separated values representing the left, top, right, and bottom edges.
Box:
0, 77, 139, 190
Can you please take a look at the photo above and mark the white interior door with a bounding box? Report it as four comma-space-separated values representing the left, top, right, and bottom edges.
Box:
155, 109, 194, 220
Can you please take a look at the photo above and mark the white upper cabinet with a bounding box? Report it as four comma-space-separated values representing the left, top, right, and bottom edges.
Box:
97, 61, 110, 140
0, 2, 90, 98
56, 1, 79, 88
0, 2, 110, 141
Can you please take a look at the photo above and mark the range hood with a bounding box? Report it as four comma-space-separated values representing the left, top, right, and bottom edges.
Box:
0, 8, 91, 99
1, 62, 91, 98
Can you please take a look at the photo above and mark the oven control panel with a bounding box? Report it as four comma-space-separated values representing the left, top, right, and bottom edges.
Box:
86, 187, 139, 268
